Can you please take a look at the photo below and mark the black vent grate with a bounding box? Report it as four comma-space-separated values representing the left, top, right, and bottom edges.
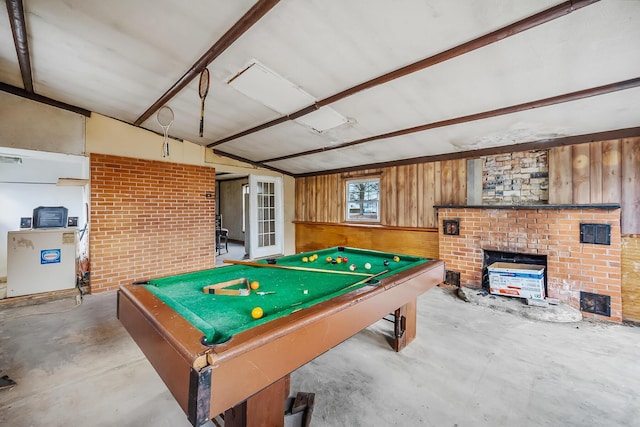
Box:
580, 223, 611, 245
445, 270, 460, 287
580, 291, 611, 317
443, 220, 460, 236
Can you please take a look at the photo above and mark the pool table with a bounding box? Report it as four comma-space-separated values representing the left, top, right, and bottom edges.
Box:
117, 247, 444, 427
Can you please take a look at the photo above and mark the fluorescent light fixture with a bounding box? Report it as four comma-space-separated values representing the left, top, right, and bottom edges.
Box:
228, 60, 316, 115
0, 155, 22, 164
294, 106, 348, 133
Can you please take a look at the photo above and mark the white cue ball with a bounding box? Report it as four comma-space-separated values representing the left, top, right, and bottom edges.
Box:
364, 262, 372, 270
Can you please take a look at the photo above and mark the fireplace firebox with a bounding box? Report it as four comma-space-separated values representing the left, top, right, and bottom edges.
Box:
481, 251, 548, 295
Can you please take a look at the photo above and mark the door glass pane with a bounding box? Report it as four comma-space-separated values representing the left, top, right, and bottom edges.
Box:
256, 180, 277, 248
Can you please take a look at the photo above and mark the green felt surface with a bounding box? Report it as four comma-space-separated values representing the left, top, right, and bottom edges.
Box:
144, 247, 429, 345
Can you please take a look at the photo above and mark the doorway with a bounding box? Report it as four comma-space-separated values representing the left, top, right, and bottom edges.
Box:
215, 173, 284, 264
215, 174, 249, 265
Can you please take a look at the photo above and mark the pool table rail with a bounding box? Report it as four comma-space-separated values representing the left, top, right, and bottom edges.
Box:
117, 287, 212, 421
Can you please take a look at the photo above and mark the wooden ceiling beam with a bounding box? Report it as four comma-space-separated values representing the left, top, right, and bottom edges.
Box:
210, 149, 291, 176
207, 0, 600, 148
0, 82, 91, 117
134, 0, 280, 126
293, 126, 640, 178
260, 77, 640, 164
6, 0, 33, 93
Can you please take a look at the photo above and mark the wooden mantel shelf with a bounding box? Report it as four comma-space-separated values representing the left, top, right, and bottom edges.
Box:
434, 204, 621, 210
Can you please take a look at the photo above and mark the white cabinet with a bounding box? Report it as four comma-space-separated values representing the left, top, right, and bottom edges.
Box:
7, 228, 77, 297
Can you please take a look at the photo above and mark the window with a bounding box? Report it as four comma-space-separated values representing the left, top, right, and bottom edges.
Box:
345, 177, 380, 222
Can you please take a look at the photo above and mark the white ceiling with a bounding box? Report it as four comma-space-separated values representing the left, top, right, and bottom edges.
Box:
1, 0, 639, 175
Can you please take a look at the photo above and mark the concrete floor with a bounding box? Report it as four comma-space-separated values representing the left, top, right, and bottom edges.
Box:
1, 287, 639, 427
215, 241, 247, 266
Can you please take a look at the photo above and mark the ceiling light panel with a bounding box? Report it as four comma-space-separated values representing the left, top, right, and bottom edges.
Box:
228, 60, 316, 115
293, 106, 348, 133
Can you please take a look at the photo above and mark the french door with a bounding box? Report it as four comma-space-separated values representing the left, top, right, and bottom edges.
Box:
248, 175, 283, 259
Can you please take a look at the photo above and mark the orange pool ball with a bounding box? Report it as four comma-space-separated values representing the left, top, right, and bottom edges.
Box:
250, 281, 260, 290
251, 307, 263, 319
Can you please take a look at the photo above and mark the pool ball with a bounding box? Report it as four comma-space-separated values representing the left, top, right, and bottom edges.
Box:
312, 254, 318, 261
302, 256, 309, 263
326, 256, 333, 263
364, 262, 372, 270
349, 264, 356, 271
251, 307, 263, 319
393, 256, 400, 262
336, 257, 342, 264
250, 281, 260, 290
331, 259, 337, 264
342, 257, 348, 263
383, 260, 390, 266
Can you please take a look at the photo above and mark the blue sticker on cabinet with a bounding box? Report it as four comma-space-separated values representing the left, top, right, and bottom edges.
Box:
41, 249, 61, 264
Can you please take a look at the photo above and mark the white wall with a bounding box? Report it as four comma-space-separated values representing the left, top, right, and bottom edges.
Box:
0, 91, 85, 154
219, 178, 249, 241
0, 147, 89, 278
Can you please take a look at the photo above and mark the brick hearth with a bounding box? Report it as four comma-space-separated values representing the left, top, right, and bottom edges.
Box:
437, 206, 622, 322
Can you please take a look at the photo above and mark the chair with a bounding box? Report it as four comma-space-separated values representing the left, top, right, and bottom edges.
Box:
215, 215, 229, 255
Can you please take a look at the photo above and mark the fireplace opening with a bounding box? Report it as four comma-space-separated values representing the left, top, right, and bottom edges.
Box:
482, 250, 548, 296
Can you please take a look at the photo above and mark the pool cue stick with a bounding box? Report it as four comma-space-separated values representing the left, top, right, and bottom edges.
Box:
340, 269, 390, 291
223, 259, 374, 277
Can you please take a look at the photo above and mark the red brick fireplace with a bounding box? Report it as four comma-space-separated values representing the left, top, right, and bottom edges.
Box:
437, 206, 622, 322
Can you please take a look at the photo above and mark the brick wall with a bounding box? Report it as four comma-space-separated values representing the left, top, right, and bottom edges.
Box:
482, 150, 549, 205
438, 207, 622, 322
90, 153, 216, 292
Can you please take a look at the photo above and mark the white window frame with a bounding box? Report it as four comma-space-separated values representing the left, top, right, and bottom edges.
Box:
344, 177, 380, 223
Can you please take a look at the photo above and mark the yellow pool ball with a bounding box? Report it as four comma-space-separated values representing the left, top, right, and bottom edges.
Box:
393, 255, 400, 262
250, 281, 260, 290
302, 256, 308, 263
251, 307, 264, 319
336, 257, 342, 264
326, 256, 333, 263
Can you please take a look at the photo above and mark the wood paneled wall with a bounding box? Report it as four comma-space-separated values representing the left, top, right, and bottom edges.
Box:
622, 235, 640, 323
549, 137, 640, 234
295, 160, 466, 228
295, 222, 439, 259
296, 138, 637, 234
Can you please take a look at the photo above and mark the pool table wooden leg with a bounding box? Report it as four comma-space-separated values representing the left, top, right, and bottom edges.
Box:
393, 298, 417, 352
223, 375, 290, 427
